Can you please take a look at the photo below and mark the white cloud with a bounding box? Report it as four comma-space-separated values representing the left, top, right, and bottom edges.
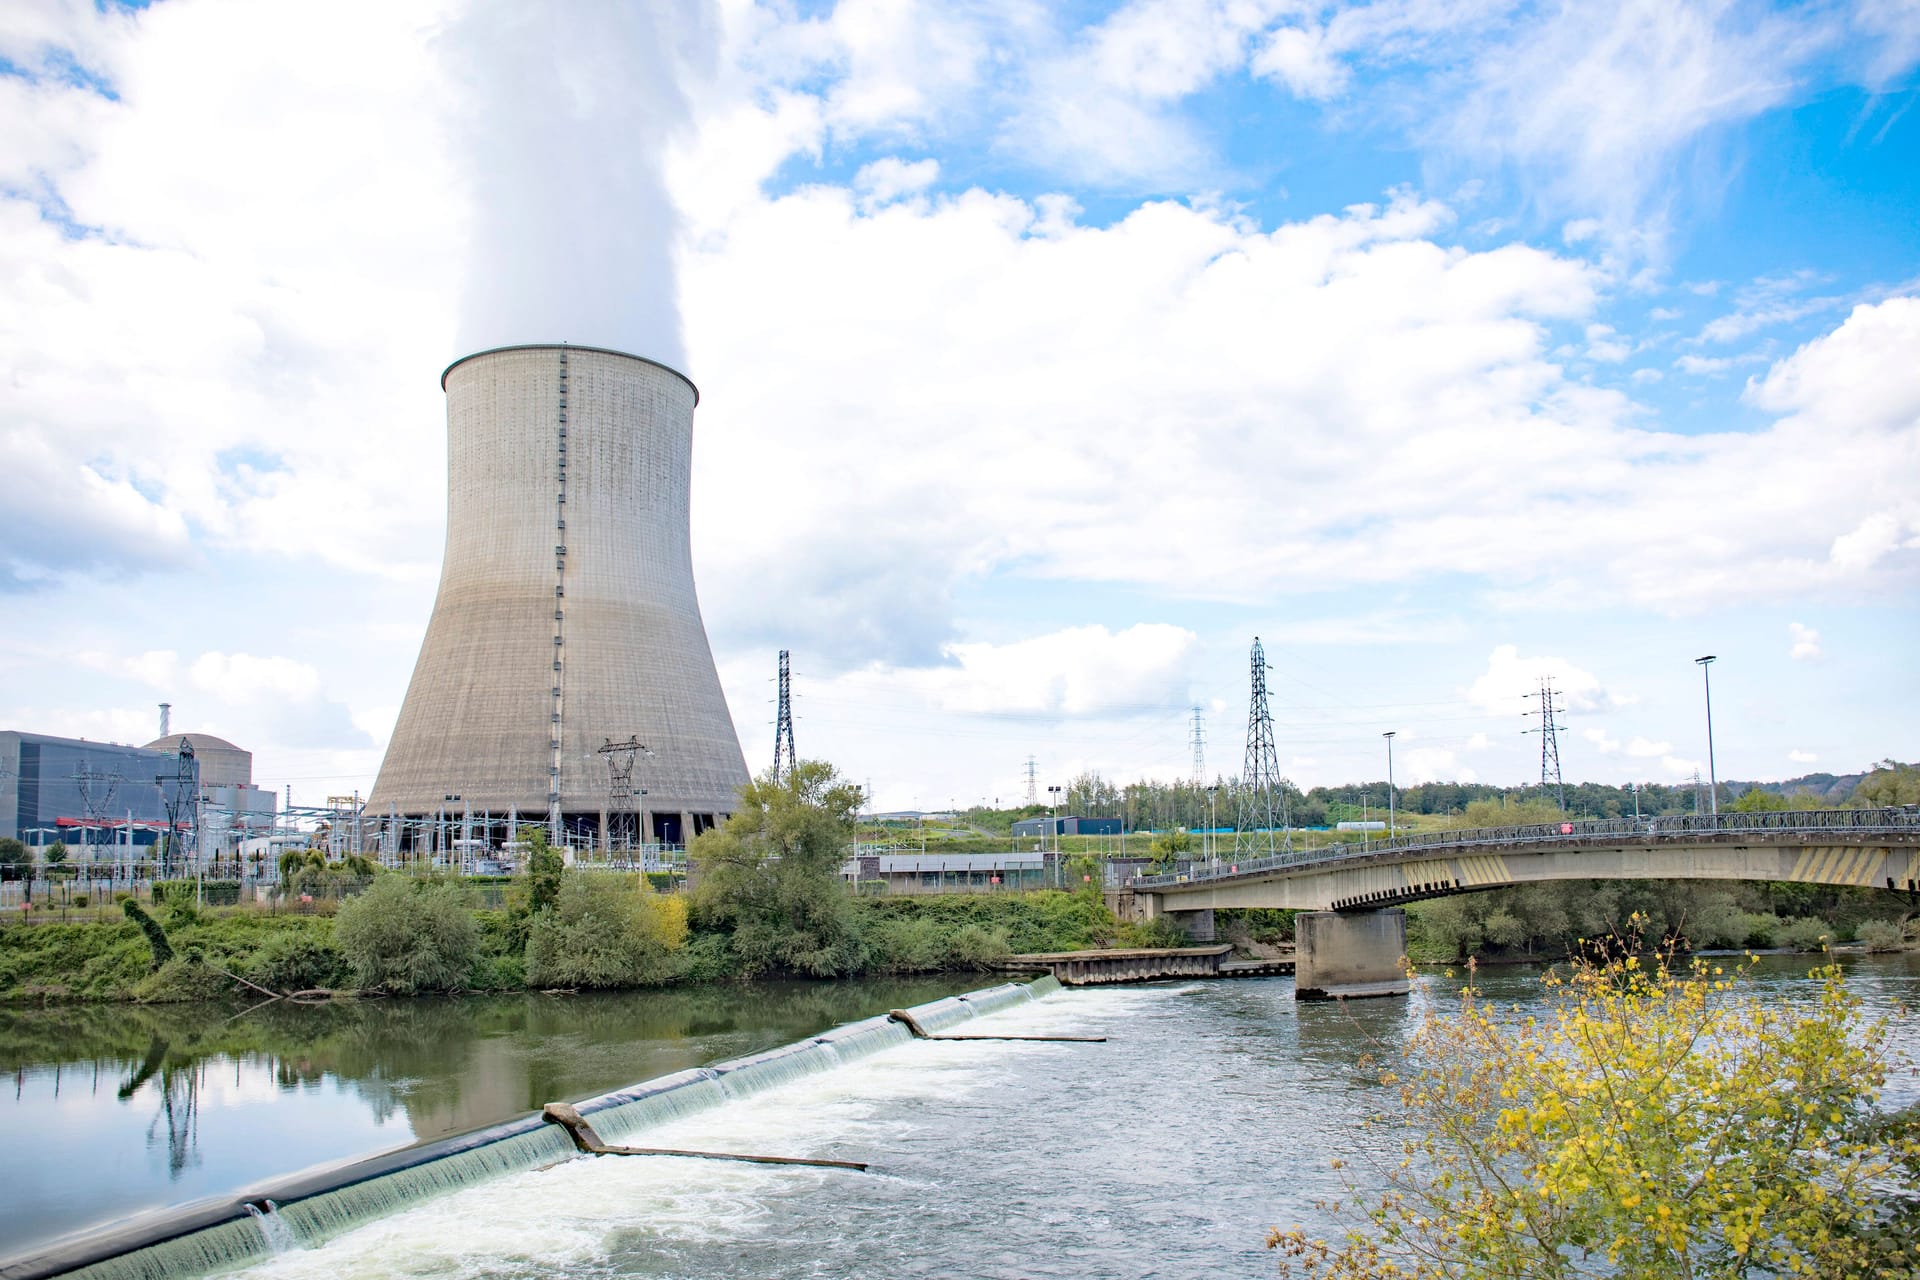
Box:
187, 652, 322, 703
1661, 754, 1704, 779
1788, 748, 1819, 764
1696, 272, 1841, 345
1466, 645, 1627, 716
1788, 621, 1822, 660
855, 156, 940, 204
1437, 1, 1837, 249
1404, 746, 1476, 784
1584, 323, 1631, 362
1253, 22, 1349, 100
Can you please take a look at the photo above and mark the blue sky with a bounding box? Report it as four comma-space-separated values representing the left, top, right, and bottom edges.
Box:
1, 0, 1916, 812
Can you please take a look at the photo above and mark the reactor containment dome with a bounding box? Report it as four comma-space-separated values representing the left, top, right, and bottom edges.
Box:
369, 344, 749, 848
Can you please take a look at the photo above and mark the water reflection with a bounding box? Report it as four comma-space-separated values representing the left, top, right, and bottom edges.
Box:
0, 975, 988, 1259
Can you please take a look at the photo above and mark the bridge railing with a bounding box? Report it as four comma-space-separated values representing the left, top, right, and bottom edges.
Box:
1127, 806, 1920, 890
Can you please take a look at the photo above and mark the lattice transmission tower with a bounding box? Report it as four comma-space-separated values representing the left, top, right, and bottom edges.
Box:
598, 737, 648, 852
772, 648, 796, 783
1235, 637, 1287, 856
1025, 756, 1038, 805
72, 761, 121, 869
1189, 705, 1206, 788
155, 742, 198, 878
1524, 679, 1567, 811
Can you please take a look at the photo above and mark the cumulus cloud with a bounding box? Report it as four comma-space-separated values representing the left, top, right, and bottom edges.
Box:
1467, 645, 1628, 716
1788, 621, 1822, 660
0, 0, 459, 590
1788, 748, 1819, 764
855, 156, 940, 204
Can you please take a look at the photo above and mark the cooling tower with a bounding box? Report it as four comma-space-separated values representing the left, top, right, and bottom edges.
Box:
369, 344, 749, 846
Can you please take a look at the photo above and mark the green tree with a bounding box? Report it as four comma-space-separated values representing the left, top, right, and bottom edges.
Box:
688, 760, 868, 977
1855, 759, 1920, 807
333, 875, 479, 993
0, 837, 27, 879
1732, 787, 1790, 812
42, 841, 68, 869
524, 826, 565, 916
1269, 939, 1919, 1278
525, 875, 687, 988
1148, 826, 1193, 871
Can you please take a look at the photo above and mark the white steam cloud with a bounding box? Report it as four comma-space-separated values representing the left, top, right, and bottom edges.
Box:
439, 1, 714, 371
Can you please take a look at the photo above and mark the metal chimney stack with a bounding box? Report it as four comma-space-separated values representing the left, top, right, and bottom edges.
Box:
369, 345, 749, 846
158, 703, 171, 739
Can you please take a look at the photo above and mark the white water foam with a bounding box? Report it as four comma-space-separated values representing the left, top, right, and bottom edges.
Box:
224, 992, 1109, 1280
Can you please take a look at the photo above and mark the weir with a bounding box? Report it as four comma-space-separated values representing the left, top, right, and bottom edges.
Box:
0, 978, 1061, 1280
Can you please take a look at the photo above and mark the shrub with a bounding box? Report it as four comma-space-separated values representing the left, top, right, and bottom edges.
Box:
524, 877, 688, 989
246, 931, 347, 992
866, 917, 951, 972
672, 932, 741, 982
132, 953, 230, 1003
948, 923, 1013, 970
1855, 919, 1905, 952
467, 952, 527, 992
1777, 916, 1834, 952
334, 876, 480, 994
1270, 942, 1919, 1278
1115, 917, 1190, 949
156, 879, 241, 907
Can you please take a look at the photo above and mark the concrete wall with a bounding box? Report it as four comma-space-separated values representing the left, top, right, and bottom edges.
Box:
370, 345, 749, 823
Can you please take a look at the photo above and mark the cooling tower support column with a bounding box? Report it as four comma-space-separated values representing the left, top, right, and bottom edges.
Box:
369, 345, 750, 844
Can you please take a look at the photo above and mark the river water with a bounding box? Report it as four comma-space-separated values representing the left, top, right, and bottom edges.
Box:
4, 955, 1917, 1277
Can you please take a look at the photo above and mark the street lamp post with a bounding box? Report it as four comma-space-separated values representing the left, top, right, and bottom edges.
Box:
1695, 655, 1718, 817
1047, 784, 1063, 885
1206, 784, 1219, 867
1383, 731, 1397, 838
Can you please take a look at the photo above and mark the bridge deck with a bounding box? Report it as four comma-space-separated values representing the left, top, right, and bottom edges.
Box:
1132, 808, 1920, 892
1124, 809, 1920, 914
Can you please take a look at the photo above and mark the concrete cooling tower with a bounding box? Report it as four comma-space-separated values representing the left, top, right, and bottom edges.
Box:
369, 344, 749, 848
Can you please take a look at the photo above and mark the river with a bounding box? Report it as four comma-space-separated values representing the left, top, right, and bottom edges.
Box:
3, 954, 1916, 1277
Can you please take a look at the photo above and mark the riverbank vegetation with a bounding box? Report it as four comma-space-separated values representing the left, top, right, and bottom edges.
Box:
1270, 935, 1920, 1277
3, 759, 1912, 1004
1403, 876, 1914, 964
0, 762, 1160, 1003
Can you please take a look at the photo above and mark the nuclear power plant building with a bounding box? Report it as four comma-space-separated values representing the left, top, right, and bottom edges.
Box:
369, 345, 750, 849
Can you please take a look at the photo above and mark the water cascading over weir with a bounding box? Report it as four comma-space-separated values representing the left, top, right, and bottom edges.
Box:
1, 979, 1061, 1280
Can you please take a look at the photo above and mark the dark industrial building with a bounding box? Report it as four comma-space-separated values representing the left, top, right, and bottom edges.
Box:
1, 729, 276, 861
1010, 815, 1123, 838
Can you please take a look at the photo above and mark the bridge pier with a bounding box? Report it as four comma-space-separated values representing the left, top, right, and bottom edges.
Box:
1294, 909, 1408, 1001
1167, 907, 1216, 942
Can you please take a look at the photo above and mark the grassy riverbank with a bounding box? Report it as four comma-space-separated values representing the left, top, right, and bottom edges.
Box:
0, 884, 1168, 1005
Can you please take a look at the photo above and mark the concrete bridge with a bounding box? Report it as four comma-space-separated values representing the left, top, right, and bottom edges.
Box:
1123, 808, 1920, 1001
